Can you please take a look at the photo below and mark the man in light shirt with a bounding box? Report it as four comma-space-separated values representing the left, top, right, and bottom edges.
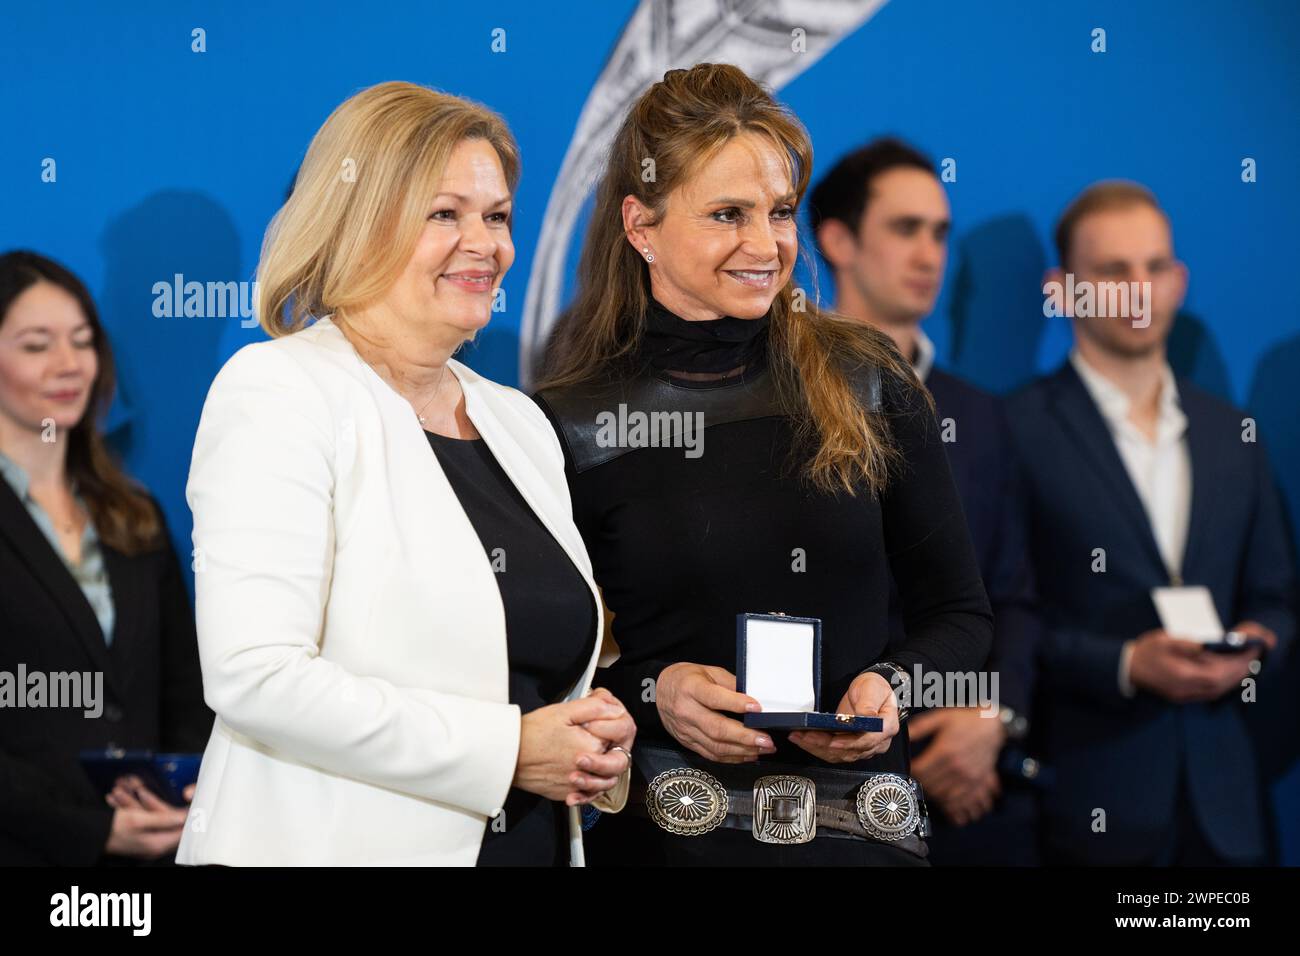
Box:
811, 138, 1041, 865
1005, 180, 1295, 865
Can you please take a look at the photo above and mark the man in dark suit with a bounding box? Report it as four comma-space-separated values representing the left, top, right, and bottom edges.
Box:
811, 138, 1042, 865
1005, 180, 1295, 865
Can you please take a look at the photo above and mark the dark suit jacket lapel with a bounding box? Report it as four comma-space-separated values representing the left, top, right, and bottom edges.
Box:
1048, 362, 1168, 575
0, 476, 121, 691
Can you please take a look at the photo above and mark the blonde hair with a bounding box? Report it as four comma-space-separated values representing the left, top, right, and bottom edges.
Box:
539, 63, 919, 496
257, 81, 520, 336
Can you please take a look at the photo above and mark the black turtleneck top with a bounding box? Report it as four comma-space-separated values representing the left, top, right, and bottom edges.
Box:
532, 298, 991, 776
638, 300, 770, 374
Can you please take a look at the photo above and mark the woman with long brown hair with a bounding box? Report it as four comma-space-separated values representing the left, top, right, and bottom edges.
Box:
534, 64, 993, 865
0, 250, 212, 864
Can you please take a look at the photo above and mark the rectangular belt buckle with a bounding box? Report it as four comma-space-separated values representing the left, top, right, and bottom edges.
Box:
753, 774, 816, 844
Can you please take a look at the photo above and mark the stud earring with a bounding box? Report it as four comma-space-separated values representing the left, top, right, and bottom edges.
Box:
642, 247, 654, 263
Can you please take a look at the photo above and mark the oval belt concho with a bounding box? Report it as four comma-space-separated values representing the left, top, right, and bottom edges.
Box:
646, 768, 730, 836
855, 773, 920, 841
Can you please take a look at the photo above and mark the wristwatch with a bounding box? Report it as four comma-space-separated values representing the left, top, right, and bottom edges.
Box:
863, 662, 911, 721
998, 705, 1029, 742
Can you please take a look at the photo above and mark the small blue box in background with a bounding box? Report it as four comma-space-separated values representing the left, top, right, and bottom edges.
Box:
80, 750, 202, 807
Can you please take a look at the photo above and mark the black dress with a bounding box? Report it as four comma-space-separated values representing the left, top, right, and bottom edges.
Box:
424, 430, 596, 867
532, 299, 993, 866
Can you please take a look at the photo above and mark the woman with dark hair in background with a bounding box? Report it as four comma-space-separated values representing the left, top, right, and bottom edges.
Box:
0, 250, 212, 865
534, 64, 993, 865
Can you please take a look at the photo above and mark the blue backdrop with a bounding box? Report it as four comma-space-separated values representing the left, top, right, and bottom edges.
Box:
5, 0, 1297, 861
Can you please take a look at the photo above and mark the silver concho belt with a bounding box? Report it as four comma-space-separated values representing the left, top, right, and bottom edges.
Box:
641, 758, 928, 848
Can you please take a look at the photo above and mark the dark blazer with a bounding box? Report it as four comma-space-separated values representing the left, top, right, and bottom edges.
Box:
1005, 361, 1296, 865
0, 482, 213, 865
894, 368, 1042, 865
925, 368, 1039, 717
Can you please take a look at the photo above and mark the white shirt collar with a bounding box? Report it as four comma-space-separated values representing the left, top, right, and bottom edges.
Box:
911, 326, 936, 384
1069, 347, 1186, 442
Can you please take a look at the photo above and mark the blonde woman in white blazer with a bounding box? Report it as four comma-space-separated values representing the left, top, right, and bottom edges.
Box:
176, 82, 633, 867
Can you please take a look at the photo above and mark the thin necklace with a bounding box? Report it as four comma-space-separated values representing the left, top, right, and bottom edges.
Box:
414, 363, 450, 426
349, 331, 451, 426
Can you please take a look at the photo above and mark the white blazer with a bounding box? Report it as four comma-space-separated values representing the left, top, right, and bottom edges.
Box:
176, 316, 624, 866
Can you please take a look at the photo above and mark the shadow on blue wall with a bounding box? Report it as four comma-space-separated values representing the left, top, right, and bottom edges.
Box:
100, 191, 243, 575
456, 323, 521, 387
1246, 333, 1300, 864
947, 214, 1047, 393
1169, 313, 1233, 401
